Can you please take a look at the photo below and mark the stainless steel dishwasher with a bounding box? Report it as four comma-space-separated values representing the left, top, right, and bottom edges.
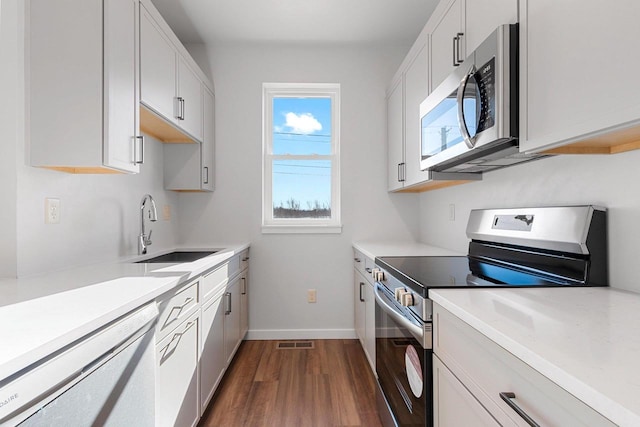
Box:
0, 303, 158, 427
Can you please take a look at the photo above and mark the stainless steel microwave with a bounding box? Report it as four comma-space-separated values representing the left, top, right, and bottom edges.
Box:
420, 24, 545, 173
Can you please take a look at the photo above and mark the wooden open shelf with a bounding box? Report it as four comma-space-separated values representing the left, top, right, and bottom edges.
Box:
397, 179, 478, 193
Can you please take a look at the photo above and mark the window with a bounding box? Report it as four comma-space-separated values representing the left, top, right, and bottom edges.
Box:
262, 83, 341, 233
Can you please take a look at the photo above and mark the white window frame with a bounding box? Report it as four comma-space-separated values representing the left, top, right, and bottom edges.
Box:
262, 83, 341, 234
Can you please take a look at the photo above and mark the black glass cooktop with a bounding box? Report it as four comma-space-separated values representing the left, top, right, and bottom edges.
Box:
375, 255, 578, 296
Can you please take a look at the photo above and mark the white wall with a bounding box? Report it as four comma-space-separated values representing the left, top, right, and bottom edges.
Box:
3, 0, 180, 277
177, 44, 418, 338
0, 0, 18, 278
419, 151, 640, 293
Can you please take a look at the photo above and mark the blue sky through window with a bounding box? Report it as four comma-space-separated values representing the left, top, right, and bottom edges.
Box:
272, 97, 332, 216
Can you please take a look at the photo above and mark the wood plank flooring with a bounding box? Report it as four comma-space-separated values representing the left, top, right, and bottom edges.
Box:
199, 340, 383, 427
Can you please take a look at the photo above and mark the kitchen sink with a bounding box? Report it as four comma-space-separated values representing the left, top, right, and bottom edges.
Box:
136, 250, 218, 263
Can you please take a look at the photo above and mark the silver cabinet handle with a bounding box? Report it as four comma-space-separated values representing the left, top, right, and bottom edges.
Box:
224, 292, 232, 315
177, 297, 194, 310
203, 166, 209, 184
354, 258, 361, 263
180, 98, 185, 120
134, 136, 144, 164
499, 392, 540, 427
242, 256, 250, 262
397, 163, 402, 182
452, 36, 458, 66
455, 32, 464, 64
359, 282, 365, 302
365, 267, 372, 273
241, 277, 247, 295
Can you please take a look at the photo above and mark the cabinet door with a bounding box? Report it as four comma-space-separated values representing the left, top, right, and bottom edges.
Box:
103, 0, 139, 173
240, 271, 249, 338
403, 43, 430, 187
177, 57, 204, 141
202, 87, 215, 191
433, 356, 500, 427
387, 78, 404, 191
354, 271, 366, 346
200, 294, 226, 413
464, 0, 517, 55
140, 5, 177, 122
363, 280, 376, 372
430, 0, 464, 89
156, 312, 200, 427
520, 0, 640, 153
224, 276, 242, 364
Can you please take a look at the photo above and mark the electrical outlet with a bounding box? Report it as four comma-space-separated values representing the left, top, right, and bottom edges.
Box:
45, 198, 60, 224
307, 289, 317, 303
449, 204, 455, 221
163, 204, 171, 221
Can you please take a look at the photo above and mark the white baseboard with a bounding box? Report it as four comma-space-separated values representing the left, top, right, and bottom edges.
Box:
245, 328, 357, 340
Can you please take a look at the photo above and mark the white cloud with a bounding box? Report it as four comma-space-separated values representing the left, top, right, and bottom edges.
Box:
283, 112, 322, 134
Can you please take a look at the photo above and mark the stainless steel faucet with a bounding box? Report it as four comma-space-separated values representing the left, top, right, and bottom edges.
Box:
139, 194, 158, 255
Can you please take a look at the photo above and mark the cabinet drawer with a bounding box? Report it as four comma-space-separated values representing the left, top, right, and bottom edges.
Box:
433, 305, 616, 427
353, 249, 366, 274
201, 262, 231, 303
156, 280, 199, 342
156, 311, 199, 427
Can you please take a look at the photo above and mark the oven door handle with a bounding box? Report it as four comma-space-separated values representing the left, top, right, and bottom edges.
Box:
374, 283, 424, 340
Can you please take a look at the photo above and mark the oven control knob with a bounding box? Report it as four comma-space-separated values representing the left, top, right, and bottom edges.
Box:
394, 287, 406, 301
372, 268, 385, 281
400, 292, 415, 307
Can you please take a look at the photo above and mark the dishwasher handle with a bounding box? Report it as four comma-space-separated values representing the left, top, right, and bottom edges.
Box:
374, 283, 425, 342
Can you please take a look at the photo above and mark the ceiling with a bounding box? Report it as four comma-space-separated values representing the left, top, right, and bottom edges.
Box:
150, 0, 440, 47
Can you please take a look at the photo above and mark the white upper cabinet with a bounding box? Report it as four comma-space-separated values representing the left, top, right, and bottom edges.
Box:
430, 0, 464, 90
429, 0, 517, 90
140, 5, 176, 124
520, 0, 640, 154
29, 0, 141, 174
387, 77, 404, 192
163, 86, 214, 192
139, 0, 205, 143
177, 57, 204, 141
403, 44, 430, 186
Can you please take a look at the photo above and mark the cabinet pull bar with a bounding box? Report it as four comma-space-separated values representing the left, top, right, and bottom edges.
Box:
397, 163, 402, 182
180, 98, 185, 120
224, 291, 232, 315
365, 267, 372, 273
203, 166, 209, 184
134, 136, 144, 164
452, 36, 458, 66
456, 32, 465, 64
359, 282, 365, 302
354, 258, 361, 263
499, 392, 540, 427
241, 277, 247, 295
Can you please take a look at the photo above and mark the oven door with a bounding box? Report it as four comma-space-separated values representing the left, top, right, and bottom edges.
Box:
374, 283, 431, 427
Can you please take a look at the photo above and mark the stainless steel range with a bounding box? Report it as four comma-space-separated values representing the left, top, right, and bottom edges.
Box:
373, 206, 607, 427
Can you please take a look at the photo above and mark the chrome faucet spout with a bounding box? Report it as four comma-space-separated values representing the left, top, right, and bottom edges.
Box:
139, 194, 158, 255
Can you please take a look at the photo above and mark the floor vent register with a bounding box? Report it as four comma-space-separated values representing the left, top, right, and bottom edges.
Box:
276, 341, 315, 349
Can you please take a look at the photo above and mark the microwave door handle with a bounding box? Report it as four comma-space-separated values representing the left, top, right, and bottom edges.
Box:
457, 66, 476, 149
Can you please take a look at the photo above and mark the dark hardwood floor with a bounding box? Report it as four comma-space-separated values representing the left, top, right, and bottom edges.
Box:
199, 339, 383, 427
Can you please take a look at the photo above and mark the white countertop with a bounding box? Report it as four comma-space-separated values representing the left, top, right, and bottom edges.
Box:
430, 287, 640, 427
0, 243, 249, 383
353, 241, 462, 260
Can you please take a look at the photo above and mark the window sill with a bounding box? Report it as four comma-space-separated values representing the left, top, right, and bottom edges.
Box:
261, 224, 343, 234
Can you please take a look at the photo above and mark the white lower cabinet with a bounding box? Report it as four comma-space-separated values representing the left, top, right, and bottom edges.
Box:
433, 355, 500, 427
154, 250, 250, 425
433, 303, 616, 426
223, 275, 242, 364
200, 291, 226, 413
156, 310, 200, 427
353, 249, 376, 373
